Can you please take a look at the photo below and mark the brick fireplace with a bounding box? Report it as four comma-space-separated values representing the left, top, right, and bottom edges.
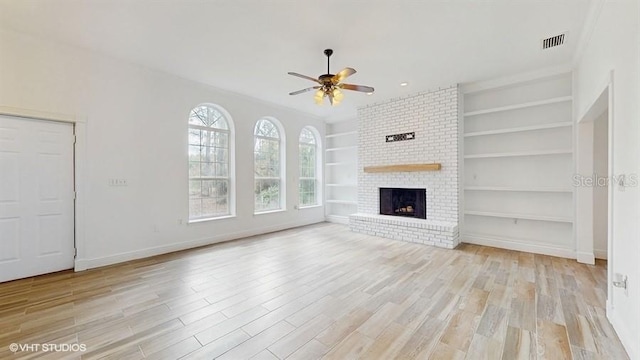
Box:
349, 86, 461, 249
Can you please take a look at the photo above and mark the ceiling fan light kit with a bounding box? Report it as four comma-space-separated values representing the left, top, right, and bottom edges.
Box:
288, 49, 374, 106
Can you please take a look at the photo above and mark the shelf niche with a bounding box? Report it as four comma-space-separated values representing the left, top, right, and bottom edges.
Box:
363, 163, 441, 173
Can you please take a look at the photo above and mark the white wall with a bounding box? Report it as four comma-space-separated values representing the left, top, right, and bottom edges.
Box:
593, 112, 608, 259
0, 28, 326, 269
574, 0, 639, 357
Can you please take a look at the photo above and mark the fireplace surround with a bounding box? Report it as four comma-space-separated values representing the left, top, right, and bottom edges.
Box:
348, 85, 460, 249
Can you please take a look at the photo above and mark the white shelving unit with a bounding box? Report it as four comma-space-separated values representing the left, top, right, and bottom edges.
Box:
463, 149, 572, 159
324, 121, 358, 224
462, 72, 575, 257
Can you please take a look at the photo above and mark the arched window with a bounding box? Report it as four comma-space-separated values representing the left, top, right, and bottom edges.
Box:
299, 127, 320, 207
188, 104, 234, 221
254, 118, 285, 212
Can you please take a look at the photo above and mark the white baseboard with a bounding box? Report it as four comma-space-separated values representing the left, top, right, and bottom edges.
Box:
463, 233, 576, 259
75, 217, 325, 271
325, 215, 350, 225
607, 303, 637, 360
577, 251, 596, 265
594, 249, 608, 260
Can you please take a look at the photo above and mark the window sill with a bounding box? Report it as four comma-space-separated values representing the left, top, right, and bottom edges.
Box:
299, 204, 323, 209
254, 209, 286, 216
188, 215, 236, 224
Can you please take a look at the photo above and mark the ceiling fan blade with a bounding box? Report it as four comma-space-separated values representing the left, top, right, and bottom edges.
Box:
332, 68, 356, 83
289, 86, 321, 96
339, 83, 374, 93
288, 72, 321, 84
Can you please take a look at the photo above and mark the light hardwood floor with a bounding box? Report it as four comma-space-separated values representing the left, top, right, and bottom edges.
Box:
0, 223, 629, 359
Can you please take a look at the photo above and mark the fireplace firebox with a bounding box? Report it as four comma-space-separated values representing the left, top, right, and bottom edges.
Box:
379, 188, 426, 219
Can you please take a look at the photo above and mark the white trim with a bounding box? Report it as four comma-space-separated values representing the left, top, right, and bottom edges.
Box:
464, 149, 572, 159
464, 122, 573, 137
188, 214, 236, 224
0, 105, 81, 123
253, 208, 286, 216
576, 251, 595, 265
463, 96, 572, 117
606, 72, 615, 319
458, 85, 465, 240
463, 233, 576, 259
464, 186, 572, 193
464, 210, 573, 223
325, 215, 349, 225
74, 218, 325, 271
74, 121, 87, 264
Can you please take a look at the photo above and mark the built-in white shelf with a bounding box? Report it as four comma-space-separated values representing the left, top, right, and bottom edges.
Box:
463, 96, 572, 117
326, 199, 358, 205
464, 122, 573, 138
326, 162, 355, 166
326, 146, 357, 152
325, 122, 358, 222
464, 186, 572, 193
464, 149, 572, 159
462, 73, 575, 258
325, 131, 358, 138
464, 210, 573, 223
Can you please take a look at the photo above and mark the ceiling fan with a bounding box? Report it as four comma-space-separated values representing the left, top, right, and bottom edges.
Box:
288, 49, 374, 106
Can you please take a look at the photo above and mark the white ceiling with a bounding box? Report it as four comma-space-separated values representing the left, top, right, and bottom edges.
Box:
0, 0, 590, 122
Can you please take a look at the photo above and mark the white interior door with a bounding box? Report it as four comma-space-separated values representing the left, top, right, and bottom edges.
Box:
0, 115, 75, 283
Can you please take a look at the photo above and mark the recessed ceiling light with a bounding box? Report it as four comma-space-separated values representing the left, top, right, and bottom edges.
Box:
400, 82, 409, 87
366, 92, 373, 96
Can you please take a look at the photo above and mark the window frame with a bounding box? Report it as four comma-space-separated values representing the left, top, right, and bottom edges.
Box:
253, 118, 286, 214
298, 126, 321, 208
187, 104, 235, 223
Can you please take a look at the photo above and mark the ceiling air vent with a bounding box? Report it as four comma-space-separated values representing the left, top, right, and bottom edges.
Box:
542, 33, 566, 50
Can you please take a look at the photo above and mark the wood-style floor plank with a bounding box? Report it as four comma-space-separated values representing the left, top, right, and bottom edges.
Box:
0, 223, 628, 359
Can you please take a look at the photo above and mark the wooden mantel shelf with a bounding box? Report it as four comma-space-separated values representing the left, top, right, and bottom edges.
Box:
364, 163, 442, 173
